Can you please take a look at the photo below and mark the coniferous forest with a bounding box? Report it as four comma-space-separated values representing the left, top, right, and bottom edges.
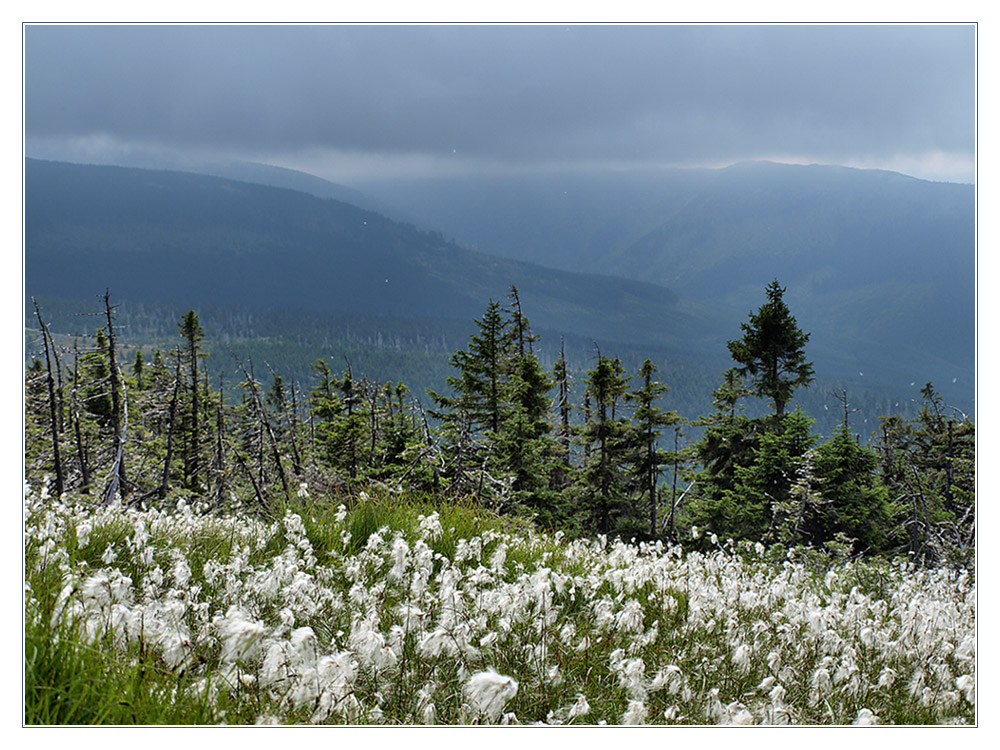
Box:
24, 281, 974, 566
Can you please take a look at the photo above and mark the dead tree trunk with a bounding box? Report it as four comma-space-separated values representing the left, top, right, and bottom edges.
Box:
71, 338, 90, 494
234, 353, 291, 504
32, 299, 63, 498
288, 380, 303, 476
102, 366, 129, 505
101, 291, 129, 504
213, 375, 227, 509
159, 349, 182, 499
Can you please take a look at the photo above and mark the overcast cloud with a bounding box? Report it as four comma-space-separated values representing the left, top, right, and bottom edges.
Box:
24, 24, 976, 183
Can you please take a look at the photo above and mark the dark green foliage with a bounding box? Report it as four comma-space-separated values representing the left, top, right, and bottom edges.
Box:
625, 359, 681, 538
578, 352, 632, 535
808, 423, 893, 554
687, 410, 818, 546
688, 282, 829, 549
132, 349, 145, 390
873, 382, 976, 565
430, 299, 512, 436
688, 369, 760, 505
727, 280, 814, 416
427, 289, 563, 521
23, 288, 974, 565
494, 349, 555, 513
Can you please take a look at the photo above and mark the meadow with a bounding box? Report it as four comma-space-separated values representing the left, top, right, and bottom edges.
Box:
24, 481, 976, 726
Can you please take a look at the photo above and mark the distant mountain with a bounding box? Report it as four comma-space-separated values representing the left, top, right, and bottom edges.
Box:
354, 162, 975, 400
24, 159, 723, 353
24, 157, 975, 432
168, 159, 408, 219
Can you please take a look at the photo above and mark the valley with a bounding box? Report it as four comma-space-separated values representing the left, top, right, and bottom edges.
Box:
24, 158, 975, 433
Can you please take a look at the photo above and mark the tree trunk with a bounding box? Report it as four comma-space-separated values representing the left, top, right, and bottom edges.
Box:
159, 350, 182, 499
102, 291, 129, 503
32, 299, 63, 498
288, 380, 303, 476
71, 339, 90, 494
235, 353, 291, 504
213, 375, 227, 509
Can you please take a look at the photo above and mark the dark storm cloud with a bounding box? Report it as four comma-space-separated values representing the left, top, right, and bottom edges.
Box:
24, 24, 974, 177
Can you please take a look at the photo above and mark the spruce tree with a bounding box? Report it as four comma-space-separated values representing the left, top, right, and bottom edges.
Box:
727, 280, 813, 416
810, 420, 892, 554
626, 359, 680, 538
430, 299, 513, 436
80, 328, 112, 422
428, 300, 514, 500
580, 352, 631, 535
178, 311, 206, 490
495, 308, 556, 523
132, 350, 145, 390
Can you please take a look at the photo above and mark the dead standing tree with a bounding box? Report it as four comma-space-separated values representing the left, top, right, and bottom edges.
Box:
155, 348, 183, 500
70, 338, 91, 494
32, 298, 63, 498
234, 352, 292, 505
100, 291, 130, 505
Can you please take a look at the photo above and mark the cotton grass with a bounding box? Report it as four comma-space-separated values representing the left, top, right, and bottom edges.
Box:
24, 485, 976, 725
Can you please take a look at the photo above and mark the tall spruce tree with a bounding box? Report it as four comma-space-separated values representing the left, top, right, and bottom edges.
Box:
430, 299, 513, 436
580, 352, 631, 535
428, 300, 515, 500
687, 282, 817, 546
178, 311, 206, 490
626, 359, 680, 538
496, 289, 557, 522
727, 280, 813, 416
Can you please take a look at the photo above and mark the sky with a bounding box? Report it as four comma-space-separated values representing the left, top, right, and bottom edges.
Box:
24, 23, 977, 185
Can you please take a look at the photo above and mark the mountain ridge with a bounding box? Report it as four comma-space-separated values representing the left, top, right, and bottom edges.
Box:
351, 160, 974, 390
24, 158, 719, 352
24, 158, 974, 417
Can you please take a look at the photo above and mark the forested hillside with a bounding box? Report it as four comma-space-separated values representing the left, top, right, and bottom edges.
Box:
24, 158, 973, 432
24, 158, 975, 559
356, 161, 974, 404
25, 159, 720, 351
26, 291, 934, 442
26, 285, 974, 564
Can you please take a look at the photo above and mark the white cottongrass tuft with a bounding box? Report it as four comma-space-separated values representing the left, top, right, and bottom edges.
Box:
567, 693, 591, 720
811, 667, 832, 699
76, 520, 92, 547
956, 674, 975, 704
218, 606, 267, 664
464, 668, 519, 722
622, 699, 647, 725
853, 708, 879, 725
732, 643, 751, 673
